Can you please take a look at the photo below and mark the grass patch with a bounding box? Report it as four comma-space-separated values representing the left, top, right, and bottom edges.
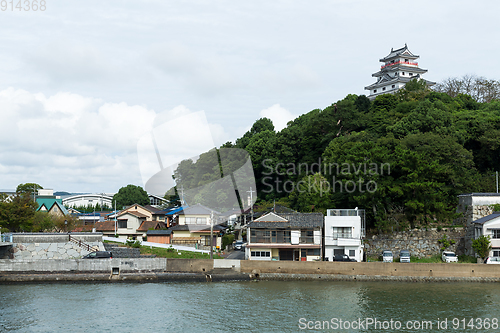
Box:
139, 245, 223, 259
103, 240, 124, 245
410, 255, 442, 263
458, 255, 477, 263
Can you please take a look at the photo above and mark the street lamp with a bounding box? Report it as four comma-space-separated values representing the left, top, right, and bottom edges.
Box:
64, 220, 68, 233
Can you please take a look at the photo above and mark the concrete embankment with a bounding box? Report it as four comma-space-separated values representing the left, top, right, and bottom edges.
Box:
2, 258, 500, 283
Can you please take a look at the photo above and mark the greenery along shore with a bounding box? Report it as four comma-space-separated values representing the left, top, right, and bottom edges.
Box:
174, 78, 500, 233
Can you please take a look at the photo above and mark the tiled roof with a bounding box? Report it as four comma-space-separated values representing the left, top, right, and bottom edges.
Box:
179, 204, 221, 215
95, 221, 116, 231
254, 212, 288, 222
147, 229, 172, 235
145, 205, 166, 215
473, 213, 500, 225
137, 220, 166, 232
120, 211, 148, 218
380, 44, 418, 62
248, 212, 323, 229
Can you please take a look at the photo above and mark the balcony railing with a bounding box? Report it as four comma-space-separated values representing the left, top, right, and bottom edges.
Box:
331, 233, 359, 240
381, 61, 418, 69
299, 236, 314, 244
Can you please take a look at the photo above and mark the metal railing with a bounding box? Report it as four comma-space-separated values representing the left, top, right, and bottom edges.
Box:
69, 235, 93, 252
327, 209, 366, 238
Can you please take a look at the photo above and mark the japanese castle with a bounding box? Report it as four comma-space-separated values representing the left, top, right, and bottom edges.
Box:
364, 44, 435, 100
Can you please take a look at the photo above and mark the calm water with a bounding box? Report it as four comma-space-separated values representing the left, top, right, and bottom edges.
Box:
1, 280, 500, 332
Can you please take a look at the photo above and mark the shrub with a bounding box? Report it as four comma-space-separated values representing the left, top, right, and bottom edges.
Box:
438, 234, 455, 251
221, 233, 235, 250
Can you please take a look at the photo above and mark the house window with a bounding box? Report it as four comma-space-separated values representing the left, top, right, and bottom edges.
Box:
333, 227, 352, 239
409, 73, 413, 76
349, 250, 355, 257
196, 217, 206, 225
402, 72, 405, 75
300, 230, 314, 244
373, 89, 377, 93
392, 85, 395, 89
382, 87, 386, 91
493, 249, 500, 257
306, 249, 320, 256
492, 229, 500, 239
404, 58, 409, 62
334, 249, 344, 255
118, 221, 127, 228
251, 251, 270, 258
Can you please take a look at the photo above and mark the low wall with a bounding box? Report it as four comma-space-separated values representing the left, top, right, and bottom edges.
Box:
0, 258, 167, 273
364, 229, 465, 258
240, 260, 500, 278
165, 259, 241, 273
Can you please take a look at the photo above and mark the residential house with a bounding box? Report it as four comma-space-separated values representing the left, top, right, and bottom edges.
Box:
95, 203, 166, 240
246, 212, 323, 261
169, 204, 224, 250
473, 212, 500, 258
36, 189, 69, 217
324, 209, 365, 262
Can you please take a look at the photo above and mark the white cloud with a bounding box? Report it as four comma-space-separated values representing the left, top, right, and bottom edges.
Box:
259, 104, 296, 132
0, 88, 156, 192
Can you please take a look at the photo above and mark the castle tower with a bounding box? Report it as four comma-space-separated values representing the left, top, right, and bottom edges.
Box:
364, 44, 435, 100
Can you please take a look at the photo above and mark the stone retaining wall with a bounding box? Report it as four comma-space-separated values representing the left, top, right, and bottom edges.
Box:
103, 244, 141, 258
4, 241, 104, 260
364, 228, 465, 258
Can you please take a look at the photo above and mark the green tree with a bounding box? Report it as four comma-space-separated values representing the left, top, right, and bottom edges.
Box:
288, 173, 332, 214
32, 211, 55, 232
113, 185, 150, 208
0, 193, 38, 232
472, 235, 492, 260
16, 183, 43, 199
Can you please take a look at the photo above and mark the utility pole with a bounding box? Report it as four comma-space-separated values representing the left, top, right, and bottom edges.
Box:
210, 211, 214, 259
247, 187, 255, 222
497, 171, 499, 194
114, 200, 117, 236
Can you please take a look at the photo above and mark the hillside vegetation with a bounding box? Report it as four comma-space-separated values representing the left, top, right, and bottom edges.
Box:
183, 79, 500, 233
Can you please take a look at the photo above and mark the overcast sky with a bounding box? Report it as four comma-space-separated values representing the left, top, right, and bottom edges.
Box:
1, 0, 498, 194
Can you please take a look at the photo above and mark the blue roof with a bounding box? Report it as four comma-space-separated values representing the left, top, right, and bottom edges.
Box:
163, 207, 184, 215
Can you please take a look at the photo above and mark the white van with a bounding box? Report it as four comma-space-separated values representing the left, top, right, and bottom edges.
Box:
382, 250, 393, 263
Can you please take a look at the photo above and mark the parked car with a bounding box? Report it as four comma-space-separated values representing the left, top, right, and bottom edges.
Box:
82, 251, 112, 259
484, 257, 500, 264
382, 250, 393, 263
441, 251, 458, 263
234, 241, 245, 251
399, 250, 411, 263
333, 254, 356, 262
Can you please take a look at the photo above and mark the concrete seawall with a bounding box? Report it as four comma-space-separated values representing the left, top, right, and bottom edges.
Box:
2, 258, 500, 283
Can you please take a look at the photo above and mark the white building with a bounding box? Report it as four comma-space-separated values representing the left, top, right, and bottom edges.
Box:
473, 212, 500, 258
62, 193, 114, 208
365, 44, 435, 100
324, 209, 365, 262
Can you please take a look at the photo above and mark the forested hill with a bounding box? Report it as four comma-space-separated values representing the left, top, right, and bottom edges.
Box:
221, 79, 500, 232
